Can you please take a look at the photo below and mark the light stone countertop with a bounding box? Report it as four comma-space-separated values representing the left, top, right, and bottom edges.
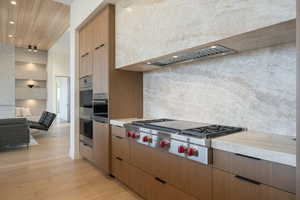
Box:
211, 131, 296, 167
110, 118, 148, 127
110, 119, 296, 167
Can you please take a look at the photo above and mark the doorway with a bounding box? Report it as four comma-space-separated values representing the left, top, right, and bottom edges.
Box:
56, 76, 70, 122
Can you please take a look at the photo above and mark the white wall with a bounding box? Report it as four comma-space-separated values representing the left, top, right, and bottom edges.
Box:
47, 30, 70, 113
0, 44, 15, 118
15, 47, 47, 117
15, 48, 47, 64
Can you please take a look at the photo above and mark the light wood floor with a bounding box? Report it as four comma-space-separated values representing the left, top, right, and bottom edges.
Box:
0, 122, 141, 200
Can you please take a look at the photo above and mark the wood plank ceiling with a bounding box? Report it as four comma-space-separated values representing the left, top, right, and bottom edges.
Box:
0, 0, 70, 50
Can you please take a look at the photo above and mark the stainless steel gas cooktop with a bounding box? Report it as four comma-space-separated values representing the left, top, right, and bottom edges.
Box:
131, 118, 243, 138
126, 119, 245, 165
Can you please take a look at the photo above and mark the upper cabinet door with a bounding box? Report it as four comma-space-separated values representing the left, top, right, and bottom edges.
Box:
86, 22, 94, 53
79, 28, 86, 57
93, 7, 109, 49
93, 44, 109, 94
79, 21, 94, 57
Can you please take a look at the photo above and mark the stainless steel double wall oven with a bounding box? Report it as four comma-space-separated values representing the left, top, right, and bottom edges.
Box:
79, 76, 93, 147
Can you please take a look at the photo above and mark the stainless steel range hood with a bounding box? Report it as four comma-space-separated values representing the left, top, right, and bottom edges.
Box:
147, 45, 236, 67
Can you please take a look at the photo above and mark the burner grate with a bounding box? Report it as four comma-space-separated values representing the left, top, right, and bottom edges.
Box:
182, 125, 244, 138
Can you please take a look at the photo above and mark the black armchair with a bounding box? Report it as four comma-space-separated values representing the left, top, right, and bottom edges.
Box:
29, 111, 56, 131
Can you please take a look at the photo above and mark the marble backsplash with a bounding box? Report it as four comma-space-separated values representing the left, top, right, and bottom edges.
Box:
144, 43, 296, 137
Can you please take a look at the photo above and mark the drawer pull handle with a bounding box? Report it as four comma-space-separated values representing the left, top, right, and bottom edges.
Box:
81, 52, 89, 58
155, 177, 166, 184
95, 44, 105, 50
115, 136, 123, 139
116, 157, 123, 161
234, 153, 261, 160
234, 175, 261, 185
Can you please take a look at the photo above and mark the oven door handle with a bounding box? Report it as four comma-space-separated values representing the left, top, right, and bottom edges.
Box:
92, 100, 108, 104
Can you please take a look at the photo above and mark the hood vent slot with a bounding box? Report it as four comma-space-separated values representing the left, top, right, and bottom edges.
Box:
148, 45, 236, 67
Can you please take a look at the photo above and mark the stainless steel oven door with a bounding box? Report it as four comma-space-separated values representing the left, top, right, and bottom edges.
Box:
93, 93, 108, 123
80, 90, 93, 108
80, 76, 93, 108
79, 118, 93, 147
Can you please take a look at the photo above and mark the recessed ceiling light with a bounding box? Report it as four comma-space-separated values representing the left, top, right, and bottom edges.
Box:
9, 20, 15, 24
211, 45, 217, 49
10, 1, 17, 5
172, 55, 178, 58
8, 34, 13, 38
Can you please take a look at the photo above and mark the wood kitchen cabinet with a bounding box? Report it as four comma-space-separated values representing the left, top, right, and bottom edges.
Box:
111, 126, 131, 185
79, 20, 93, 78
93, 43, 109, 94
212, 168, 295, 200
130, 141, 157, 175
111, 126, 130, 162
79, 4, 143, 116
148, 175, 197, 200
79, 20, 93, 57
93, 121, 110, 173
92, 7, 109, 49
213, 149, 296, 194
128, 164, 196, 200
129, 165, 152, 199
111, 155, 130, 186
80, 52, 93, 78
79, 4, 142, 175
130, 141, 211, 200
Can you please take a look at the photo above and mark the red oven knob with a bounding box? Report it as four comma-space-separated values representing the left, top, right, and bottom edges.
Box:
126, 132, 131, 137
142, 136, 149, 142
187, 148, 198, 156
178, 145, 186, 153
159, 140, 169, 148
131, 133, 140, 139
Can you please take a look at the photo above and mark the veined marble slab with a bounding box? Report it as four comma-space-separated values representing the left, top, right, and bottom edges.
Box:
110, 118, 148, 127
211, 131, 296, 167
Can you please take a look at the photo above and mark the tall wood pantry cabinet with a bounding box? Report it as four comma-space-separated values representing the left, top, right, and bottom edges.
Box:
78, 4, 143, 173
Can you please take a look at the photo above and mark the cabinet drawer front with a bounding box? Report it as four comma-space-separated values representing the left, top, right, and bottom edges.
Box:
111, 126, 126, 138
112, 134, 130, 162
212, 168, 295, 200
261, 185, 295, 200
80, 142, 93, 161
111, 156, 129, 186
128, 165, 152, 199
213, 149, 296, 193
167, 154, 211, 200
230, 152, 269, 184
130, 142, 154, 173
